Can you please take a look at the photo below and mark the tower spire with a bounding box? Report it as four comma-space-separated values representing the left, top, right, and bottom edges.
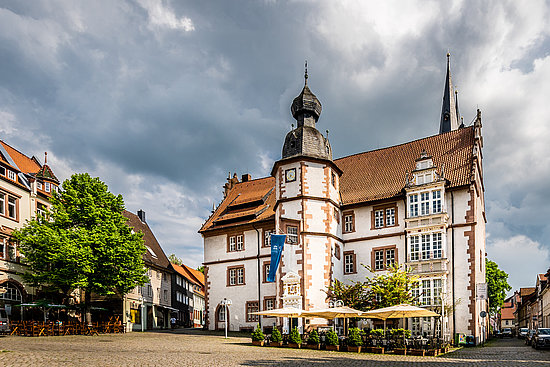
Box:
304, 60, 308, 86
439, 52, 460, 134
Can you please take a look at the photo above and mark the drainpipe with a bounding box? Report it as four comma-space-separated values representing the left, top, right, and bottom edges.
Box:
253, 223, 262, 328
451, 191, 456, 343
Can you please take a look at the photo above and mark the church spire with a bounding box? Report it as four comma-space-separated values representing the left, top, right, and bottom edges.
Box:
439, 53, 460, 134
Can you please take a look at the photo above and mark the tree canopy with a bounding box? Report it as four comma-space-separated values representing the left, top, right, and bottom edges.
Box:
327, 264, 419, 310
14, 173, 148, 307
168, 253, 183, 266
486, 259, 512, 314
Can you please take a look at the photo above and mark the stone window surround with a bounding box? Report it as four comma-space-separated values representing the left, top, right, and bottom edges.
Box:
262, 227, 275, 248
226, 265, 245, 286
0, 189, 20, 223
370, 245, 398, 271
343, 250, 357, 274
263, 296, 276, 318
370, 203, 398, 230
245, 300, 260, 322
343, 211, 355, 233
227, 232, 245, 253
262, 261, 271, 283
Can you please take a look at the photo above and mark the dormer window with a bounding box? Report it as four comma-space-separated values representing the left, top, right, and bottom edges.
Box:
0, 167, 5, 176
7, 170, 16, 181
416, 159, 433, 170
45, 182, 50, 192
37, 181, 42, 190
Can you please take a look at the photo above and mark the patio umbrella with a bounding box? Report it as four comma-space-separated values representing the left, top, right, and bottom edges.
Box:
15, 300, 65, 322
252, 307, 306, 333
302, 306, 366, 336
252, 307, 304, 317
362, 304, 440, 342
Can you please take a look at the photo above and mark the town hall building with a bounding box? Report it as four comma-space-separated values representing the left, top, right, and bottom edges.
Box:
200, 55, 487, 344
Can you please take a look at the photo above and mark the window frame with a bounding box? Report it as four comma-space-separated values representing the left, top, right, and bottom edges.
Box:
343, 251, 357, 274
263, 228, 274, 248
227, 233, 245, 253
245, 301, 260, 323
262, 261, 271, 283
371, 203, 398, 229
263, 297, 276, 318
227, 265, 245, 286
371, 245, 398, 271
286, 225, 298, 245
343, 211, 355, 233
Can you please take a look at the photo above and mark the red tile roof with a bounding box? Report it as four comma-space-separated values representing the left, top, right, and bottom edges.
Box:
172, 263, 205, 296
500, 307, 515, 320
0, 140, 41, 174
200, 127, 476, 232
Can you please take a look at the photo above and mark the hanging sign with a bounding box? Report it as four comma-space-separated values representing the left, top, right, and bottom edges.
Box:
267, 234, 286, 282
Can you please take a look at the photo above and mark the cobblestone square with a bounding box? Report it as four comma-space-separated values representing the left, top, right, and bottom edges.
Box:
1, 330, 550, 366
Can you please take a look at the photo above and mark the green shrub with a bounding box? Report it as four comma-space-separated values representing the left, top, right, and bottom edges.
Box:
307, 329, 320, 345
370, 328, 385, 337
289, 326, 302, 345
326, 329, 339, 346
347, 327, 363, 347
271, 327, 282, 343
251, 324, 265, 342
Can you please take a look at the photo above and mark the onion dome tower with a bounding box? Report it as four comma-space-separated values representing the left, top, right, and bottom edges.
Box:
282, 64, 332, 160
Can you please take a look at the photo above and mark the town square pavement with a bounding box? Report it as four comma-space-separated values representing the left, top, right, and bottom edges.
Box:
1, 330, 549, 366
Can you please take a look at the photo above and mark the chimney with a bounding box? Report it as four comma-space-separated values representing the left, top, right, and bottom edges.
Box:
137, 209, 146, 223
241, 174, 251, 182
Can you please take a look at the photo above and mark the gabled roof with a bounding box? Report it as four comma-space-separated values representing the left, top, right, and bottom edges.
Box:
124, 210, 171, 270
336, 127, 475, 205
35, 164, 59, 184
0, 140, 41, 174
520, 287, 536, 297
171, 263, 205, 296
183, 264, 205, 287
500, 307, 515, 320
200, 127, 476, 232
200, 177, 275, 232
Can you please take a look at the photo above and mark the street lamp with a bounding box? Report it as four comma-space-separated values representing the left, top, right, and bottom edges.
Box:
139, 296, 145, 332
221, 298, 232, 339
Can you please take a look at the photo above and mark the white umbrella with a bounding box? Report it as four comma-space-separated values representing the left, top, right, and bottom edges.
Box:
252, 307, 304, 318
302, 306, 365, 336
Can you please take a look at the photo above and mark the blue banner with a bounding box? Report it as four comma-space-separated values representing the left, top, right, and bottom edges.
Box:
267, 234, 286, 282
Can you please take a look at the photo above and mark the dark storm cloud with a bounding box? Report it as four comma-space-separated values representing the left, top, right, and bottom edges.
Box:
0, 0, 549, 285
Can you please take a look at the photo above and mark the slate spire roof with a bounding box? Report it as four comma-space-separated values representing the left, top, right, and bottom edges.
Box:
282, 66, 332, 161
439, 53, 460, 134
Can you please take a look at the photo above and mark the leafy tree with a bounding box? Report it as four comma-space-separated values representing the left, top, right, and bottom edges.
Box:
169, 254, 183, 265
13, 173, 148, 323
365, 263, 419, 308
486, 259, 512, 314
197, 265, 205, 273
326, 279, 370, 311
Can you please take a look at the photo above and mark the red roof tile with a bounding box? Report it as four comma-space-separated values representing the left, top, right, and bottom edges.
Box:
201, 127, 476, 232
0, 140, 41, 174
500, 307, 515, 320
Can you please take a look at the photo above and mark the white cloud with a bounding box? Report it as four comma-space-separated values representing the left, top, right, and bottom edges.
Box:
487, 235, 549, 293
0, 110, 18, 135
137, 0, 195, 32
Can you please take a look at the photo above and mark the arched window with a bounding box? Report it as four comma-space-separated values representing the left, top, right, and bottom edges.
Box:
0, 282, 22, 302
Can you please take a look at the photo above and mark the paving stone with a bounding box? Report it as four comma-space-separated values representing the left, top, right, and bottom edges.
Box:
0, 330, 549, 366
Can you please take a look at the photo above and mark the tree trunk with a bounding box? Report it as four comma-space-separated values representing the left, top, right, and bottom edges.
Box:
85, 290, 92, 325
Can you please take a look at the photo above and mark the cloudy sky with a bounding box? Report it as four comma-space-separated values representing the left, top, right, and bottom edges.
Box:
1, 0, 549, 293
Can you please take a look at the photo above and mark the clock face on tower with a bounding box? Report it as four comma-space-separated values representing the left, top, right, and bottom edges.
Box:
285, 168, 296, 183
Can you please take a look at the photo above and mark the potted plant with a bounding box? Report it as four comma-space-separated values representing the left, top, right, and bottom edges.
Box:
346, 327, 363, 353
392, 328, 411, 355
288, 326, 302, 348
251, 324, 265, 346
270, 327, 283, 347
370, 328, 385, 354
325, 329, 340, 351
306, 328, 321, 350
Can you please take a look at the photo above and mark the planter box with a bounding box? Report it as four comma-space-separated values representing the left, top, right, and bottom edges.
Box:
409, 349, 425, 356
305, 344, 321, 350
393, 348, 407, 355
252, 340, 265, 347
325, 345, 340, 351
372, 347, 385, 354
426, 349, 439, 356
270, 341, 283, 347
288, 342, 301, 349
347, 346, 361, 353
